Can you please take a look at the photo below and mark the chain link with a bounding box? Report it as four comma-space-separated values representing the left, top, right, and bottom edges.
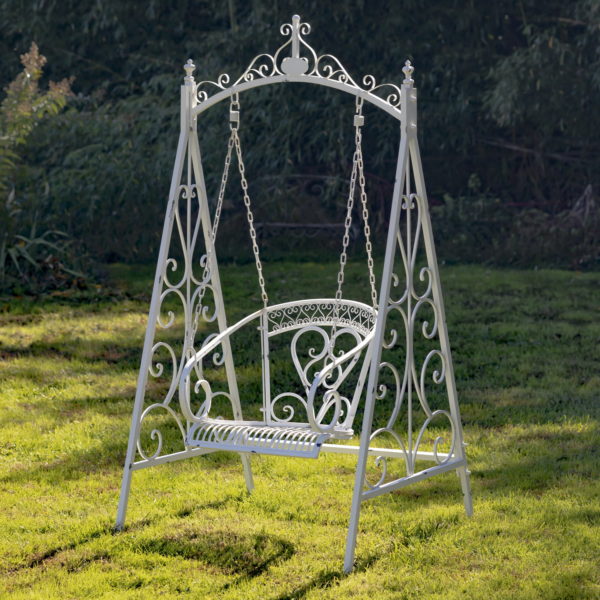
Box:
333, 97, 378, 332
193, 104, 238, 339
199, 93, 269, 311
355, 125, 378, 308
196, 102, 236, 309
212, 133, 234, 241
334, 137, 358, 304
228, 92, 269, 306
232, 128, 269, 308
330, 96, 379, 352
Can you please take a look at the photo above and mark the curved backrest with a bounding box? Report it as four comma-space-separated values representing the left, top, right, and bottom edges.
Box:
179, 297, 376, 435
260, 299, 376, 434
265, 298, 376, 338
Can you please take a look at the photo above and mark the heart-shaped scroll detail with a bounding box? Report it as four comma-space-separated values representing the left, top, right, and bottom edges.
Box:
281, 57, 309, 75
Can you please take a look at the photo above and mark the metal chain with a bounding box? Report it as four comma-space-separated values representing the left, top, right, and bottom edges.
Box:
333, 97, 378, 322
211, 131, 235, 242
193, 101, 237, 331
200, 95, 377, 323
355, 120, 378, 308
195, 95, 269, 337
334, 135, 359, 305
231, 117, 269, 308
196, 102, 236, 291
330, 97, 362, 352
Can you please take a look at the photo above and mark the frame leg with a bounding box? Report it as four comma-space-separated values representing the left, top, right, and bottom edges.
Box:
344, 435, 371, 573
344, 484, 363, 573
115, 130, 188, 532
343, 135, 409, 574
189, 131, 253, 494
241, 454, 254, 492
458, 465, 473, 516
409, 136, 473, 521
116, 462, 133, 530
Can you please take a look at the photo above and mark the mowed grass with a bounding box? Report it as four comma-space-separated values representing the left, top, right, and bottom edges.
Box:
0, 262, 599, 599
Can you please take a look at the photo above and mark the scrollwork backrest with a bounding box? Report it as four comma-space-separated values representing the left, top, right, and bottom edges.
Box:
265, 300, 376, 429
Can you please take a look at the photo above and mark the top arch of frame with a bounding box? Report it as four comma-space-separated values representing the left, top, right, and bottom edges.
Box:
187, 15, 414, 122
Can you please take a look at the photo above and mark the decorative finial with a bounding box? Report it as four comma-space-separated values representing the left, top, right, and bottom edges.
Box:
291, 15, 301, 58
281, 15, 309, 75
184, 59, 195, 83
402, 59, 414, 86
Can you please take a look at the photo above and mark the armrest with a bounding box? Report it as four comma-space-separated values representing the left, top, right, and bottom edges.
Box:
306, 330, 375, 433
178, 310, 262, 422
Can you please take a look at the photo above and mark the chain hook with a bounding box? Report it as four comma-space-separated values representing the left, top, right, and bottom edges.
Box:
230, 92, 240, 130
354, 96, 365, 128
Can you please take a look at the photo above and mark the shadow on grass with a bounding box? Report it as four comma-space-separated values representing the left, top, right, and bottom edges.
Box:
273, 570, 342, 600
1, 525, 112, 574
472, 427, 600, 493
272, 552, 380, 600
0, 431, 246, 486
140, 527, 294, 578
0, 328, 146, 368
115, 493, 242, 534
3, 414, 598, 505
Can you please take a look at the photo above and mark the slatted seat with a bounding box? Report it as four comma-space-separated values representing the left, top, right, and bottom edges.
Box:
187, 420, 332, 458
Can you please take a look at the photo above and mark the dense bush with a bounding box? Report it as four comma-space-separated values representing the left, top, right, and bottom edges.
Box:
0, 43, 85, 294
1, 0, 598, 269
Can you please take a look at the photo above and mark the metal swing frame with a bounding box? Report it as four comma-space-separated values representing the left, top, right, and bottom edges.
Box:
116, 15, 473, 574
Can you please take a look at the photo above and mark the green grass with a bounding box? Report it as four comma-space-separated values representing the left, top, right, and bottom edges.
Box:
1, 261, 599, 599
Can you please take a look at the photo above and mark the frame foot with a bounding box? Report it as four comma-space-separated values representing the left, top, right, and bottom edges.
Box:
458, 466, 473, 516
344, 476, 364, 573
241, 454, 254, 492
116, 463, 133, 531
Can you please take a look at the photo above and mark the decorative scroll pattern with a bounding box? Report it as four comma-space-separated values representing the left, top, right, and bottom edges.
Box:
136, 175, 226, 461
364, 189, 459, 491
267, 301, 376, 337
178, 299, 376, 439
267, 321, 365, 433
195, 15, 403, 115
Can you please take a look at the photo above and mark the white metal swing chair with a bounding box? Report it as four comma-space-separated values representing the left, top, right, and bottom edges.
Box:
116, 15, 473, 573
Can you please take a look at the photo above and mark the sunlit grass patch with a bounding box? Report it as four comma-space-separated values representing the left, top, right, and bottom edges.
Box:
0, 262, 598, 599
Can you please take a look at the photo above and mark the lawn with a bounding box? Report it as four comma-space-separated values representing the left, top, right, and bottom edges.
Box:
0, 262, 599, 599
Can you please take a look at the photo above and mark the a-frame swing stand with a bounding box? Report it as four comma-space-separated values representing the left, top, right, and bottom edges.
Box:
116, 16, 472, 574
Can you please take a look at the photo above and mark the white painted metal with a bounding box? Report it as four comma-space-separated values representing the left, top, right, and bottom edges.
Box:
178, 298, 377, 438
320, 443, 453, 462
191, 15, 404, 122
187, 420, 331, 458
343, 62, 473, 572
116, 14, 472, 575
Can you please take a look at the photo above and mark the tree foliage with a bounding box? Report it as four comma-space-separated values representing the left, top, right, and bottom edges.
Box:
0, 0, 598, 268
0, 43, 78, 293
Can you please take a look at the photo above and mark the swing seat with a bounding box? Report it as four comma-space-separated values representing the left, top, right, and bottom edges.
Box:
187, 420, 331, 458
179, 298, 377, 458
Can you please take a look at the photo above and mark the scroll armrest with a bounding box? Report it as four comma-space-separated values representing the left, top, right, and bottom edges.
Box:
306, 331, 374, 433
178, 310, 261, 422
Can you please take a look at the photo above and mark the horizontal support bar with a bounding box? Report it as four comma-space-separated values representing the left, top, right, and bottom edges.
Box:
131, 447, 219, 471
132, 443, 453, 471
362, 458, 467, 500
321, 443, 451, 463
187, 440, 323, 459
